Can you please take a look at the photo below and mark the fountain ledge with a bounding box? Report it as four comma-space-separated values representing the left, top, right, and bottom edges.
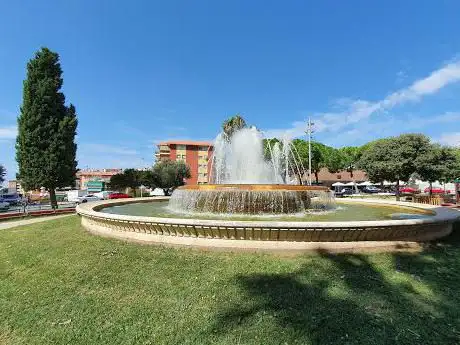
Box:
76, 197, 459, 253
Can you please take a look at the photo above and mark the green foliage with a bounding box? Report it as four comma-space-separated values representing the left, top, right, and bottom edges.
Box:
416, 144, 458, 184
359, 134, 431, 183
0, 165, 5, 184
122, 169, 142, 189
262, 138, 280, 161
108, 173, 128, 191
109, 169, 145, 191
139, 170, 157, 189
310, 142, 326, 182
324, 148, 344, 173
152, 160, 191, 192
289, 139, 309, 177
16, 47, 78, 208
264, 139, 332, 183
109, 162, 191, 195
222, 114, 247, 138
339, 146, 362, 176
359, 134, 431, 199
359, 138, 397, 183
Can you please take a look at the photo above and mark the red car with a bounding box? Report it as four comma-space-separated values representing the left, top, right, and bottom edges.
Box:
399, 187, 419, 194
424, 187, 450, 194
108, 192, 131, 199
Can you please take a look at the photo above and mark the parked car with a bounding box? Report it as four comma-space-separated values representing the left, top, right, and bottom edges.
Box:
424, 187, 450, 194
66, 190, 87, 203
399, 187, 419, 194
363, 186, 381, 193
150, 188, 165, 196
94, 191, 115, 200
0, 194, 22, 205
108, 192, 131, 199
76, 194, 101, 204
341, 188, 357, 195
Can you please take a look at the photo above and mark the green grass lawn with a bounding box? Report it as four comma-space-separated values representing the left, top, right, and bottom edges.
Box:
1, 216, 459, 345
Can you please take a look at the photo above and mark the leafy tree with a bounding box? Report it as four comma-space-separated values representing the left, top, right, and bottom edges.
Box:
16, 47, 78, 208
359, 134, 431, 200
288, 139, 309, 184
109, 169, 144, 195
262, 138, 281, 161
123, 169, 142, 190
310, 142, 326, 184
416, 144, 457, 195
324, 148, 344, 174
108, 173, 129, 192
152, 160, 191, 195
139, 170, 157, 189
263, 139, 329, 184
222, 114, 247, 138
339, 146, 362, 178
0, 165, 5, 184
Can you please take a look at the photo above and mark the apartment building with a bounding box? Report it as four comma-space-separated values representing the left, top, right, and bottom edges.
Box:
155, 140, 213, 185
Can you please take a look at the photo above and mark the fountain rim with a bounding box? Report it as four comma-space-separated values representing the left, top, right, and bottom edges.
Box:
176, 184, 330, 192
77, 197, 454, 228
76, 197, 457, 251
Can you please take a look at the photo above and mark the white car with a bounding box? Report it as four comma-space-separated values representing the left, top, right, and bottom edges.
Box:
150, 188, 165, 196
76, 194, 101, 204
93, 191, 115, 200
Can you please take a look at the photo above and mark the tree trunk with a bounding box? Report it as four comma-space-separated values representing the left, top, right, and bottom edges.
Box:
49, 188, 58, 209
429, 181, 432, 197
395, 180, 400, 201
297, 172, 303, 185
315, 171, 319, 184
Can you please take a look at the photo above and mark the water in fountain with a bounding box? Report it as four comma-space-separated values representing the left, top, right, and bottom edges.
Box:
212, 127, 284, 184
168, 126, 335, 215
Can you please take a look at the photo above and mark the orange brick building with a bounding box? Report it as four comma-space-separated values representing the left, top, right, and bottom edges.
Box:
155, 141, 213, 185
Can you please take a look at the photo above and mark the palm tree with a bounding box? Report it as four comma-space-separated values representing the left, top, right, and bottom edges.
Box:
222, 114, 247, 138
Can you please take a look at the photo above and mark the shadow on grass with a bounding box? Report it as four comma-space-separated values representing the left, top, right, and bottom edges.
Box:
208, 227, 460, 344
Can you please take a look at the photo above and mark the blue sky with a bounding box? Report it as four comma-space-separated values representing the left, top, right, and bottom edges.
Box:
1, 1, 460, 181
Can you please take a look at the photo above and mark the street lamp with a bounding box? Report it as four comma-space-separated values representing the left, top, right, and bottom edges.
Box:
305, 117, 314, 186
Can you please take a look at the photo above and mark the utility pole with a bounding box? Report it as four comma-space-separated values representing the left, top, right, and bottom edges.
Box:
306, 117, 314, 186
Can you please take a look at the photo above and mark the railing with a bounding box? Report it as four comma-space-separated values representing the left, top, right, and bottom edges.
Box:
0, 202, 76, 220
413, 195, 445, 205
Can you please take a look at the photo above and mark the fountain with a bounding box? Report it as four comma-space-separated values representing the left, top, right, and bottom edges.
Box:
168, 127, 334, 215
76, 122, 458, 252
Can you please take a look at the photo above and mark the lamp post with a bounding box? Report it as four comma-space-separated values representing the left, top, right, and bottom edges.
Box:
305, 117, 314, 186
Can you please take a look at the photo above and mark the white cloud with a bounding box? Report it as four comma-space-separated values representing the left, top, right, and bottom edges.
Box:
438, 132, 460, 147
264, 59, 460, 138
0, 126, 17, 139
80, 143, 139, 156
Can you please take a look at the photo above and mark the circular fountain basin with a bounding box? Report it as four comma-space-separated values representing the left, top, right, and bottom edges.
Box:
76, 197, 459, 253
169, 184, 333, 214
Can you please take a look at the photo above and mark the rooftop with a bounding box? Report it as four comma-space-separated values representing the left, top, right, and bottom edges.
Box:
157, 140, 213, 147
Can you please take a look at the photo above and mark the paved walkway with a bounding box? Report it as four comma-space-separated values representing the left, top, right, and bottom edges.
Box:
0, 214, 75, 230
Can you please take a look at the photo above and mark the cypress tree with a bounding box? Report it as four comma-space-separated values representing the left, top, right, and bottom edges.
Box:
16, 47, 78, 208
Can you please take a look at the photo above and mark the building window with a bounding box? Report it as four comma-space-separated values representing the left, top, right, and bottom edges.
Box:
177, 144, 186, 150
337, 174, 341, 179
